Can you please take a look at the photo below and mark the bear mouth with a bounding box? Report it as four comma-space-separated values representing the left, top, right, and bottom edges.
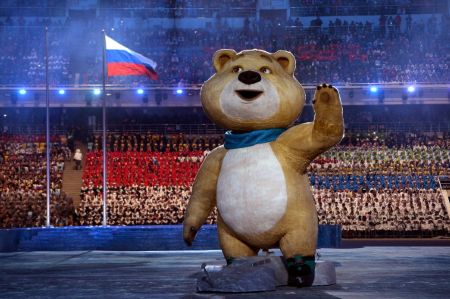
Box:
235, 89, 263, 101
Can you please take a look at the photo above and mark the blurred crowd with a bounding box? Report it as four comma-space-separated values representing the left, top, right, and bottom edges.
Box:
0, 1, 449, 237
0, 134, 75, 228
289, 0, 445, 16
311, 140, 449, 174
78, 184, 217, 226
73, 131, 449, 237
88, 132, 223, 152
82, 150, 204, 186
0, 6, 449, 85
0, 191, 76, 227
315, 188, 448, 237
93, 12, 450, 85
0, 130, 449, 237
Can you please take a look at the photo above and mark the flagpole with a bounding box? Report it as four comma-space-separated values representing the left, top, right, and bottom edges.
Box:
45, 26, 51, 228
102, 29, 108, 226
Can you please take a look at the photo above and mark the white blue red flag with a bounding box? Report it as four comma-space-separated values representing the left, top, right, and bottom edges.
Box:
105, 35, 158, 80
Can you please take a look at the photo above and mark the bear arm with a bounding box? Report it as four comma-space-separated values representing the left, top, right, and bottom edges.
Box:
276, 114, 343, 174
183, 146, 226, 243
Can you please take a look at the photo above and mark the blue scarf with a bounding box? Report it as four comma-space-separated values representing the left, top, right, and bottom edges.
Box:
224, 128, 287, 149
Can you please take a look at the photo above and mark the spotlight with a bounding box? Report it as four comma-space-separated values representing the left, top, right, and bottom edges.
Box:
137, 89, 144, 95
18, 89, 27, 95
3, 114, 6, 118
58, 89, 65, 95
369, 86, 378, 93
407, 85, 415, 93
176, 89, 183, 95
93, 89, 101, 95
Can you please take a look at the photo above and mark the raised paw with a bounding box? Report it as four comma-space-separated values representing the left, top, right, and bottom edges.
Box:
312, 83, 340, 107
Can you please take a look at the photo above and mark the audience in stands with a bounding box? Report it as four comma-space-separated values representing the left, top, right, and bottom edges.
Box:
72, 131, 450, 237
1, 11, 449, 85
77, 184, 217, 226
0, 2, 449, 237
1, 129, 448, 238
315, 188, 448, 238
0, 134, 75, 228
88, 133, 222, 152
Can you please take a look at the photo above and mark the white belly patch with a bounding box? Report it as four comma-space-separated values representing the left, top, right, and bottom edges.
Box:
217, 143, 288, 236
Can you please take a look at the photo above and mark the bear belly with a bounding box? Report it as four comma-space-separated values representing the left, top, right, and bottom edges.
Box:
217, 143, 288, 237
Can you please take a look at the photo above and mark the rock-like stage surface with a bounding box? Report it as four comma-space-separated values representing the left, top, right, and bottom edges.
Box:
1, 246, 449, 298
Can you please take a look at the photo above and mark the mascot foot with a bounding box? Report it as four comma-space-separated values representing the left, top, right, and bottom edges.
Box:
286, 255, 316, 287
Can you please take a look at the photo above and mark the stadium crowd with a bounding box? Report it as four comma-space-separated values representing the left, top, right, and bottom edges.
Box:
0, 134, 75, 228
70, 131, 449, 236
77, 184, 217, 226
0, 0, 449, 235
0, 8, 449, 85
315, 188, 448, 238
100, 12, 450, 85
289, 0, 446, 16
0, 129, 449, 237
81, 150, 204, 187
87, 132, 223, 152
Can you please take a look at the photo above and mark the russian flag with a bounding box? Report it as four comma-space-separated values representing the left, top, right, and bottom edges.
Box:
105, 35, 158, 80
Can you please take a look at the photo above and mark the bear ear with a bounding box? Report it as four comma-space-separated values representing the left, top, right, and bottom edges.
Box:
272, 50, 296, 75
213, 49, 237, 72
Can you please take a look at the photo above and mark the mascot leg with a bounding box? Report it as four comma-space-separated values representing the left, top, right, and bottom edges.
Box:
280, 229, 317, 287
217, 217, 258, 265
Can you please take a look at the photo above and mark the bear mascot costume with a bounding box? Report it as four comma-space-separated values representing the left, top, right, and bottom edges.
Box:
183, 49, 344, 287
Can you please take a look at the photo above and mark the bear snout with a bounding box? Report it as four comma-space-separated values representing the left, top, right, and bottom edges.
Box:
238, 71, 261, 85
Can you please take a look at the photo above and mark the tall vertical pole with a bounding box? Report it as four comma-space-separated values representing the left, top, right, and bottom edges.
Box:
45, 26, 51, 227
102, 30, 108, 226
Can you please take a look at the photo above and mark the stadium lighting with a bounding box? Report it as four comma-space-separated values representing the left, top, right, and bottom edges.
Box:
18, 89, 27, 95
369, 86, 378, 93
407, 86, 415, 93
176, 89, 183, 95
3, 114, 6, 118
58, 89, 65, 95
137, 88, 144, 95
93, 88, 101, 95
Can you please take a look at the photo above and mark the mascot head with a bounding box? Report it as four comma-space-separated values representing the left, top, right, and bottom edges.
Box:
200, 49, 305, 131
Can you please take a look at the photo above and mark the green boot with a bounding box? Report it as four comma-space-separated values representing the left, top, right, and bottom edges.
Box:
225, 257, 235, 266
286, 255, 316, 287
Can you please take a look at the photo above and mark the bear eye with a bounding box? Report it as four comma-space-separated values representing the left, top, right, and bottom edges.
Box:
232, 66, 243, 73
232, 66, 242, 73
260, 67, 271, 74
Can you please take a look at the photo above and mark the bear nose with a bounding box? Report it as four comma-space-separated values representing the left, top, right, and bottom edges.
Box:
238, 71, 261, 85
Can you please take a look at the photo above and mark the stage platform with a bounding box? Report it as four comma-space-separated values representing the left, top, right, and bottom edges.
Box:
0, 225, 341, 252
1, 246, 449, 298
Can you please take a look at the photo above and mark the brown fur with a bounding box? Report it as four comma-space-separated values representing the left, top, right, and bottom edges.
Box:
183, 49, 344, 260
